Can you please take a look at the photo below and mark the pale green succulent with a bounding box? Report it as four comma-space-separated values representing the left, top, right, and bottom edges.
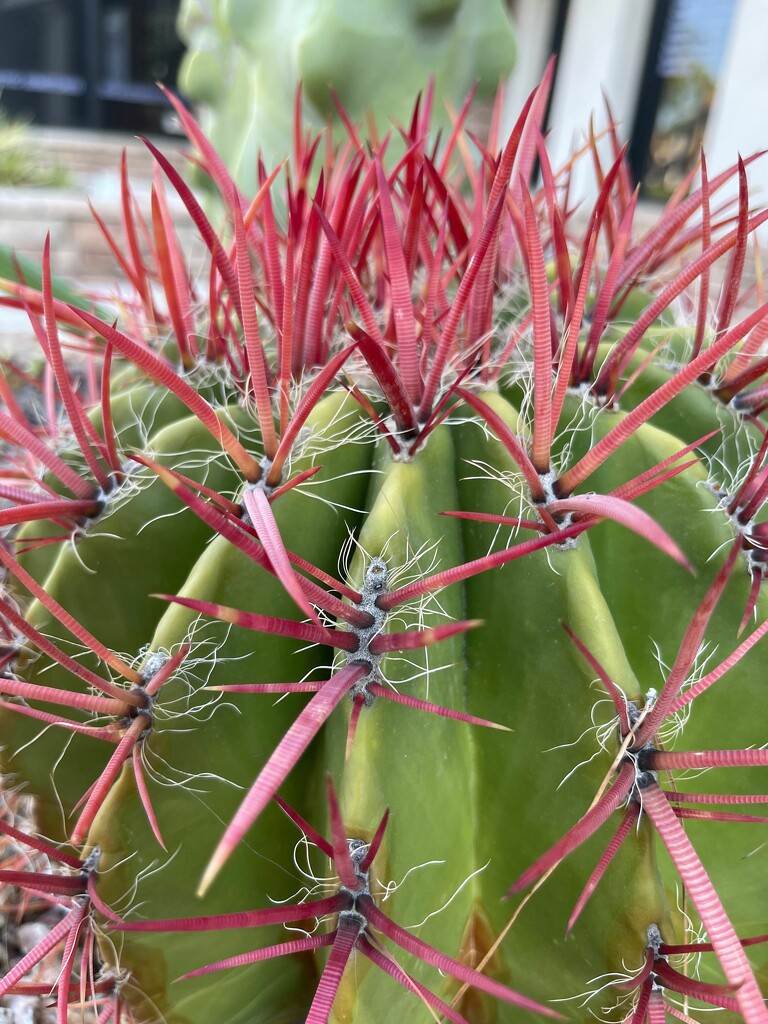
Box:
176, 0, 516, 190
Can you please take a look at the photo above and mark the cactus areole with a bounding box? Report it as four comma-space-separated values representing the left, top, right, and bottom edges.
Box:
0, 77, 767, 1024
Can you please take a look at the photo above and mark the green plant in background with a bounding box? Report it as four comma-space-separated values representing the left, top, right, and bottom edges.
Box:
0, 103, 69, 188
176, 0, 516, 191
0, 103, 76, 311
0, 246, 103, 315
0, 78, 766, 1024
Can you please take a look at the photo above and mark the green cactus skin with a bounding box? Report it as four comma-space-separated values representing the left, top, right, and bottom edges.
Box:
0, 82, 766, 1024
326, 426, 483, 1023
3, 406, 250, 837
89, 391, 373, 1024
454, 395, 677, 1004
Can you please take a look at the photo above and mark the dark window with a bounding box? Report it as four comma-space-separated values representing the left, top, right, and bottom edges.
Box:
0, 0, 184, 132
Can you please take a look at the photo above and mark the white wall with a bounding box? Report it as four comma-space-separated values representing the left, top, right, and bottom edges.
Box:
502, 0, 557, 137
704, 0, 768, 207
545, 0, 655, 199
503, 0, 766, 216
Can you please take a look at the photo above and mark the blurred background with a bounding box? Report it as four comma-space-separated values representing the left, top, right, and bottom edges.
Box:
0, 0, 184, 136
0, 0, 765, 286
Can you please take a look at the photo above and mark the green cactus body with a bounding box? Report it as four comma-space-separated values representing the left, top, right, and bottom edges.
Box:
88, 390, 373, 1023
13, 379, 220, 589
583, 424, 768, 985
325, 426, 483, 1022
454, 394, 676, 1004
0, 83, 766, 1024
3, 405, 249, 834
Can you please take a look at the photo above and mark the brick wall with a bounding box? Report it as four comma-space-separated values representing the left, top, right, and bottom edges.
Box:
0, 129, 203, 281
0, 186, 203, 281
0, 128, 206, 358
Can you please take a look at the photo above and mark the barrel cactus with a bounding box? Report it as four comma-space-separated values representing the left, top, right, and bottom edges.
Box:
0, 78, 766, 1024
